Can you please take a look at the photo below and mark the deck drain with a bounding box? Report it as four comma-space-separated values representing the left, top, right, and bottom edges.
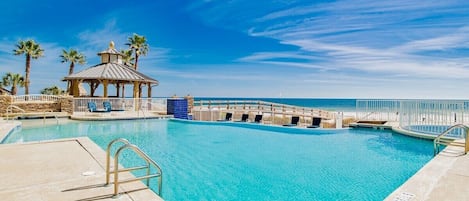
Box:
393, 192, 415, 201
81, 171, 96, 176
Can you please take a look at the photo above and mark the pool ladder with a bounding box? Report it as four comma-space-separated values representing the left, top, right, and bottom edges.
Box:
105, 138, 163, 198
434, 124, 469, 156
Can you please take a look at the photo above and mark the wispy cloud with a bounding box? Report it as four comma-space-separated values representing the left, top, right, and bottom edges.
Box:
225, 0, 469, 80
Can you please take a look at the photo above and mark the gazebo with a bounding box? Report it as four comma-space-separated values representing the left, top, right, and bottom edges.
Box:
63, 42, 158, 98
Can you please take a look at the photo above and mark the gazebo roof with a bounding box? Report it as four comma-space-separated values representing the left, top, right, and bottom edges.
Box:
63, 63, 159, 84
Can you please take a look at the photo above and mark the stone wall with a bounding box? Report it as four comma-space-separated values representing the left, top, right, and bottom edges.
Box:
0, 95, 74, 116
59, 95, 74, 114
12, 102, 61, 113
0, 95, 12, 115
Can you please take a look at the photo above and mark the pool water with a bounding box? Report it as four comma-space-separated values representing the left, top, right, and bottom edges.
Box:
4, 119, 433, 200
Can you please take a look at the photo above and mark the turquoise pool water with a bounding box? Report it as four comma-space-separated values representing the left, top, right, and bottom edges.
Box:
4, 119, 433, 200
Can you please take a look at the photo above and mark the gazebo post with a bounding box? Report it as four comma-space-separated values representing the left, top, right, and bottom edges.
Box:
122, 85, 125, 98
116, 83, 120, 97
147, 83, 152, 98
71, 80, 79, 96
103, 80, 109, 98
133, 81, 139, 111
138, 83, 143, 98
133, 81, 139, 98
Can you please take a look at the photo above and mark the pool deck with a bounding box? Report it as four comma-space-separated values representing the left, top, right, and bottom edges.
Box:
0, 136, 163, 201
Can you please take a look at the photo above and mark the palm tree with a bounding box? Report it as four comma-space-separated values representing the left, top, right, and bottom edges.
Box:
126, 33, 149, 70
120, 49, 134, 66
60, 49, 86, 93
13, 39, 44, 95
60, 48, 86, 75
1, 72, 25, 95
40, 85, 65, 95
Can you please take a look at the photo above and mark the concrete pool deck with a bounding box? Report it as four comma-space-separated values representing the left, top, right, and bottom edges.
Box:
0, 136, 163, 201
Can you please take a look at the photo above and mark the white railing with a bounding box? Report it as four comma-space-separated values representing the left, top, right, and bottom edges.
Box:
400, 100, 469, 135
73, 97, 167, 113
356, 99, 400, 121
12, 94, 62, 102
192, 100, 334, 122
357, 99, 469, 136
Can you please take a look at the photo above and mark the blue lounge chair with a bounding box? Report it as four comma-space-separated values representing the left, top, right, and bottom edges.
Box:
103, 101, 125, 112
88, 102, 110, 113
218, 112, 233, 121
307, 117, 322, 128
253, 114, 262, 123
235, 114, 249, 122
283, 116, 300, 127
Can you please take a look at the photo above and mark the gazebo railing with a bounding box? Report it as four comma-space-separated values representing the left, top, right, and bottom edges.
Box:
73, 97, 167, 113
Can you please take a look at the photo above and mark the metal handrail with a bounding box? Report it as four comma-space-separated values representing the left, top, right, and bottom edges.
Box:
105, 138, 163, 198
138, 107, 147, 119
433, 124, 469, 156
357, 111, 377, 121
5, 105, 25, 121
106, 138, 130, 185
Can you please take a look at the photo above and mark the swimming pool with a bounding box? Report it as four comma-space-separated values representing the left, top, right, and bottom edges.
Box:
3, 119, 433, 200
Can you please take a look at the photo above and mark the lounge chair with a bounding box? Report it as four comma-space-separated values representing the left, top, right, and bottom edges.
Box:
253, 114, 262, 123
307, 117, 322, 128
217, 112, 233, 121
103, 101, 125, 112
88, 102, 110, 113
235, 114, 249, 122
283, 116, 300, 127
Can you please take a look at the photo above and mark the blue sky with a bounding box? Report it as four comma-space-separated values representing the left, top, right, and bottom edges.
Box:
1, 0, 469, 98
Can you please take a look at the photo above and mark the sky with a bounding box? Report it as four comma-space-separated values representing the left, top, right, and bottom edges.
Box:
1, 0, 469, 99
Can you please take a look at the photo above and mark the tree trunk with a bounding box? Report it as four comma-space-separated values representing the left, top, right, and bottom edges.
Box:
69, 62, 74, 75
66, 62, 75, 93
134, 54, 139, 71
25, 54, 31, 95
11, 85, 17, 95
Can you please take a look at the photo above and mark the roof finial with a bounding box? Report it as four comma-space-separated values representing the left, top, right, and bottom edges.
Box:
109, 41, 115, 49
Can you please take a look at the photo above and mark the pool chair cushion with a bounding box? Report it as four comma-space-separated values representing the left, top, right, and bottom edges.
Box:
103, 101, 125, 112
253, 114, 263, 123
217, 112, 233, 121
283, 116, 300, 127
307, 117, 322, 128
88, 102, 111, 113
235, 114, 249, 122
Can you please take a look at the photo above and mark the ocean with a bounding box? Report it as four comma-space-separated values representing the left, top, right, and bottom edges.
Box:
194, 97, 357, 112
